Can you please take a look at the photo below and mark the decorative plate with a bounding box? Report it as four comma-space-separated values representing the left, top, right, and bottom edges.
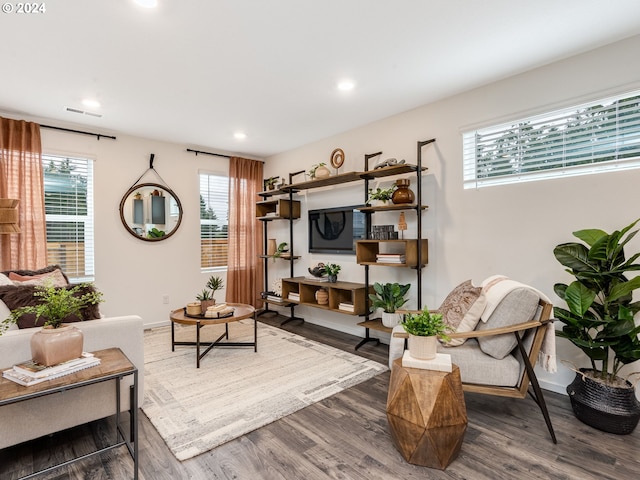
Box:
330, 148, 345, 169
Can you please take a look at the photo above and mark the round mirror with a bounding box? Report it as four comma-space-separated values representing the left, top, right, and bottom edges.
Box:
119, 183, 183, 241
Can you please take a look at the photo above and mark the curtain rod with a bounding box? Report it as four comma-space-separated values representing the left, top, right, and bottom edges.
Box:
39, 124, 116, 140
187, 148, 230, 159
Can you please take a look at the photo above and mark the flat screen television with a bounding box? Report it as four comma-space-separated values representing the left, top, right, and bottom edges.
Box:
308, 205, 366, 255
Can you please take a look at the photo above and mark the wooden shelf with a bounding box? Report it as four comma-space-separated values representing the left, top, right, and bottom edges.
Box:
357, 203, 428, 213
281, 277, 372, 316
359, 164, 427, 179
258, 254, 301, 260
260, 297, 294, 307
280, 171, 363, 192
356, 239, 428, 267
256, 199, 300, 219
357, 318, 393, 334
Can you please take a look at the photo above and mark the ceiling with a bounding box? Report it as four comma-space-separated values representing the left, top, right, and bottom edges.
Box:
2, 1, 640, 158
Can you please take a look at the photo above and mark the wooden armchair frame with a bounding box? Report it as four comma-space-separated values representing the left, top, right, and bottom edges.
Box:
396, 301, 557, 443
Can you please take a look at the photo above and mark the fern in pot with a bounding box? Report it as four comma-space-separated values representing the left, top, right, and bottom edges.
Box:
369, 282, 410, 328
553, 218, 640, 434
402, 307, 451, 360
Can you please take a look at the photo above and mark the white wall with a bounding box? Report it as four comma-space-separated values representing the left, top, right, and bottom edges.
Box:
263, 35, 640, 396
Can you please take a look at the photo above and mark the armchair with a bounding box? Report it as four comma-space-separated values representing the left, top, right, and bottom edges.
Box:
390, 283, 557, 443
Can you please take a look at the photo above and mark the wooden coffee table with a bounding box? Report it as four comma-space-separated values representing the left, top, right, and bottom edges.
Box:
170, 303, 256, 368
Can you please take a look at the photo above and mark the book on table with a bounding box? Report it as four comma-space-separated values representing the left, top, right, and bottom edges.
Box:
3, 353, 101, 386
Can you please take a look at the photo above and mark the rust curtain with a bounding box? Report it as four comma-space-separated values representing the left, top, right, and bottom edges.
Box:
225, 156, 264, 307
0, 117, 47, 270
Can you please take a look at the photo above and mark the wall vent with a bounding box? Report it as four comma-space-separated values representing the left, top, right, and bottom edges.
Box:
64, 107, 103, 118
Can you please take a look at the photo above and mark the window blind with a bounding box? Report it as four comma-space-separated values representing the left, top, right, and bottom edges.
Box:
199, 172, 229, 270
43, 154, 94, 281
463, 91, 640, 188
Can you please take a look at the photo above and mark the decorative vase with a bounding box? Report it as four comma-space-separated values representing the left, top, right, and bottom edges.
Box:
407, 334, 437, 360
315, 289, 329, 305
30, 325, 84, 366
382, 311, 403, 328
567, 368, 640, 435
392, 179, 415, 204
315, 165, 331, 179
328, 275, 337, 283
267, 238, 277, 256
200, 299, 216, 314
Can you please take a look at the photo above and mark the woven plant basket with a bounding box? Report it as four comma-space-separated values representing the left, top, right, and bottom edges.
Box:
567, 368, 640, 435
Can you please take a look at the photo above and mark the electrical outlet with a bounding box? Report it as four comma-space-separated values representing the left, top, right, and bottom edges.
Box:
162, 294, 169, 304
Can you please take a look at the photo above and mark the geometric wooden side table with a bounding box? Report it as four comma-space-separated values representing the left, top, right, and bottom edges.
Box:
386, 358, 467, 469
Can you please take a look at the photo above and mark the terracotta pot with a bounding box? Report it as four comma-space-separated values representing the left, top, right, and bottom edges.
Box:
31, 325, 84, 366
392, 179, 415, 204
200, 299, 216, 314
382, 312, 403, 328
408, 334, 437, 360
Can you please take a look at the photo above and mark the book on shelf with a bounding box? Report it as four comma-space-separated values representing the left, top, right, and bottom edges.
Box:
288, 292, 300, 301
4, 354, 101, 386
304, 275, 329, 282
338, 302, 355, 312
266, 295, 284, 302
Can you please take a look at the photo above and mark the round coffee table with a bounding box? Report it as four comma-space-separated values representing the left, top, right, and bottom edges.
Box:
170, 303, 256, 368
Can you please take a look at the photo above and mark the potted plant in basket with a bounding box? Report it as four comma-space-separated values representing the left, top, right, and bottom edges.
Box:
402, 307, 451, 360
323, 263, 341, 283
196, 275, 224, 314
553, 218, 640, 434
367, 186, 396, 206
1, 282, 103, 366
369, 282, 410, 328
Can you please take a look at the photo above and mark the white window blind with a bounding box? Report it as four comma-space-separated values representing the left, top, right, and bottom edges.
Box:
463, 90, 640, 188
43, 154, 94, 282
199, 172, 229, 271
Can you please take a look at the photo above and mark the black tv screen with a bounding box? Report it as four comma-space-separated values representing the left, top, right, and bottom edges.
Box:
308, 205, 366, 254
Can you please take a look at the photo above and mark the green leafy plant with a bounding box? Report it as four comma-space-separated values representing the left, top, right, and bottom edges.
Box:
402, 307, 451, 341
368, 282, 410, 313
196, 275, 224, 301
1, 282, 103, 334
308, 163, 326, 179
148, 227, 165, 238
367, 186, 396, 204
265, 176, 278, 189
553, 218, 640, 383
323, 263, 341, 276
272, 242, 289, 261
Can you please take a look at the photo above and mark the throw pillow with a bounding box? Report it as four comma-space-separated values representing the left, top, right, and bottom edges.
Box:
9, 269, 68, 287
0, 284, 101, 329
0, 274, 13, 286
438, 280, 487, 347
1, 265, 70, 285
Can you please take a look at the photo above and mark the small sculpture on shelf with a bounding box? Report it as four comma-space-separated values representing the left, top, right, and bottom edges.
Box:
308, 262, 326, 278
308, 163, 330, 179
398, 212, 407, 239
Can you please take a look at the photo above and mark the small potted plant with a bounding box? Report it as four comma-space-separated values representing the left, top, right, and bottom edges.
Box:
367, 186, 396, 206
554, 218, 640, 434
402, 307, 451, 360
323, 263, 341, 283
272, 242, 289, 262
368, 282, 410, 327
264, 177, 278, 190
309, 162, 330, 179
1, 282, 103, 366
196, 275, 224, 314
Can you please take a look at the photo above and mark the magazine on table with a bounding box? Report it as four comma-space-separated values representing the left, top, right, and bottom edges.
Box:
3, 353, 101, 386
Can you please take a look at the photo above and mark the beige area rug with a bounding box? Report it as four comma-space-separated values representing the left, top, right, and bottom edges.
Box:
142, 320, 388, 461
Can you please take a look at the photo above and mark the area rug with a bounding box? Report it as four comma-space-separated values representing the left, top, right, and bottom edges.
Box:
142, 320, 388, 461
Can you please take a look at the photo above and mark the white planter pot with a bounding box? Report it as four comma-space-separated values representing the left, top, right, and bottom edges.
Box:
408, 334, 437, 360
381, 311, 403, 328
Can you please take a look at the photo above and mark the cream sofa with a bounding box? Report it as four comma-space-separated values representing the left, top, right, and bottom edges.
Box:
0, 314, 144, 449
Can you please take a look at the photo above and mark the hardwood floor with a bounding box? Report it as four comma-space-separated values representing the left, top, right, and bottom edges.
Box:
1, 314, 639, 479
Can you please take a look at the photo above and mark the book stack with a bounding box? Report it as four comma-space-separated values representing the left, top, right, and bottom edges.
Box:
401, 351, 452, 373
288, 292, 300, 301
2, 353, 101, 387
266, 294, 283, 302
376, 253, 406, 264
338, 302, 355, 313
304, 275, 329, 282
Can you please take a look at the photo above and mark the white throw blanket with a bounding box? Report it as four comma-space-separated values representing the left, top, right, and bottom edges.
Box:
481, 275, 557, 373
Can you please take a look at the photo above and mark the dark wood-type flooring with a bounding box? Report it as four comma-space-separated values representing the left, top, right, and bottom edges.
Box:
1, 313, 639, 479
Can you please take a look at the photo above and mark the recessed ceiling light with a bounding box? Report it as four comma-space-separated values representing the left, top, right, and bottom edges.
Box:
134, 0, 158, 8
234, 132, 247, 140
337, 80, 355, 91
82, 99, 101, 109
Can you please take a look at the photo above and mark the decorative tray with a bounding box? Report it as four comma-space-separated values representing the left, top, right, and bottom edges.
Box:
183, 307, 235, 319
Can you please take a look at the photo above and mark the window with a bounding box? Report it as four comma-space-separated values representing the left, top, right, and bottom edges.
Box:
463, 90, 640, 188
199, 172, 229, 271
43, 154, 94, 282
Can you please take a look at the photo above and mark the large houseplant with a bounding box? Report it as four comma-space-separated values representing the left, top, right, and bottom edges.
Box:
369, 282, 410, 327
553, 218, 640, 434
402, 307, 451, 360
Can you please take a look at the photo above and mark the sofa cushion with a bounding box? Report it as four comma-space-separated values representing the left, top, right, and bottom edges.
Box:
0, 284, 101, 329
9, 269, 68, 287
476, 287, 539, 359
0, 274, 13, 286
438, 279, 487, 346
1, 265, 70, 285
